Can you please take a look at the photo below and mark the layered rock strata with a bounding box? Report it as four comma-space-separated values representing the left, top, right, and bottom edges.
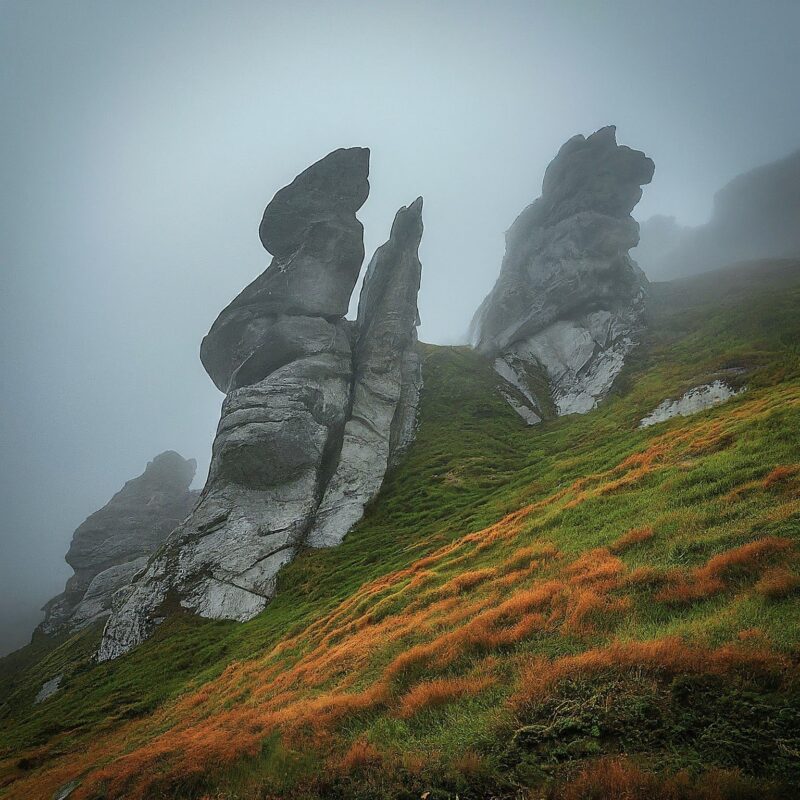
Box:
98, 149, 424, 660
471, 126, 654, 421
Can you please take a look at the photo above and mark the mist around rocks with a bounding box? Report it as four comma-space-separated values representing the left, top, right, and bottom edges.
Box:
634, 148, 800, 281
2, 0, 800, 657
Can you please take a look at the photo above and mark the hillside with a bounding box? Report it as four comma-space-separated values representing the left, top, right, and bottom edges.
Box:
2, 258, 800, 800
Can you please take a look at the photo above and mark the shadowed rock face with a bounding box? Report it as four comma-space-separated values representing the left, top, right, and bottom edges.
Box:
471, 126, 654, 420
98, 150, 424, 661
39, 451, 197, 635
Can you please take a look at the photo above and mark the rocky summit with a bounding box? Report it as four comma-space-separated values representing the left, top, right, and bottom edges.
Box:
98, 149, 424, 661
39, 451, 197, 635
471, 126, 654, 420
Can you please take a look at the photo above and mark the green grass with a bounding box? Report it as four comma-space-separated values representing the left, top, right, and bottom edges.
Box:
2, 258, 800, 800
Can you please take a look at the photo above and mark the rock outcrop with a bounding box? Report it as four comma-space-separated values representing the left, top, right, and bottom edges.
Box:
471, 126, 654, 420
39, 451, 197, 634
639, 381, 743, 428
98, 149, 424, 660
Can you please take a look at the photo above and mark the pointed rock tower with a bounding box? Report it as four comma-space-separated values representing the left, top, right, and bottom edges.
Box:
98, 150, 424, 660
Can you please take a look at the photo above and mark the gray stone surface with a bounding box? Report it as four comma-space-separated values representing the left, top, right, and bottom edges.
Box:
34, 673, 63, 704
68, 557, 148, 630
39, 452, 197, 635
99, 151, 424, 661
308, 198, 424, 548
470, 126, 653, 419
200, 147, 370, 392
639, 381, 743, 428
52, 780, 79, 800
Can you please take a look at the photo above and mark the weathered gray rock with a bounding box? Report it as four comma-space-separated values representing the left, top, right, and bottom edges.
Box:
34, 673, 63, 704
39, 452, 197, 635
52, 781, 78, 800
68, 558, 148, 630
200, 147, 370, 392
99, 149, 424, 661
639, 381, 743, 428
308, 198, 424, 547
470, 126, 653, 419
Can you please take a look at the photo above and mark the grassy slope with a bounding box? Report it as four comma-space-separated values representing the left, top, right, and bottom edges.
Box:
1, 259, 799, 800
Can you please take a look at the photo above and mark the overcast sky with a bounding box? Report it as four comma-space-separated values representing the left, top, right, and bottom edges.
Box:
1, 0, 798, 655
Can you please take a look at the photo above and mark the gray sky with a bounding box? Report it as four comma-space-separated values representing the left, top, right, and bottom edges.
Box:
1, 0, 799, 655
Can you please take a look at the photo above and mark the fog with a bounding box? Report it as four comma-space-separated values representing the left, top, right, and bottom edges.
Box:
1, 0, 798, 655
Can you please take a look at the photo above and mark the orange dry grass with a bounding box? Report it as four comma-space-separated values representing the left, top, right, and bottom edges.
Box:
12, 396, 799, 800
395, 673, 495, 718
501, 543, 560, 572
762, 464, 800, 489
512, 636, 789, 710
657, 537, 794, 604
551, 756, 775, 800
563, 588, 631, 634
755, 566, 800, 599
439, 567, 497, 594
337, 738, 382, 772
609, 526, 655, 554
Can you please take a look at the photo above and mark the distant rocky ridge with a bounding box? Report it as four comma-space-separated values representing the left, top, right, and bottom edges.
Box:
635, 147, 800, 280
471, 126, 654, 421
98, 148, 424, 660
39, 451, 197, 635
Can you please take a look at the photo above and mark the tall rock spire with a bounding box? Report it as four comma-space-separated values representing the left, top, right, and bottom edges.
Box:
308, 197, 424, 547
98, 150, 424, 661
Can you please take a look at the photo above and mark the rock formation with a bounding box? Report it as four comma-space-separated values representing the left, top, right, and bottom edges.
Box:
98, 148, 424, 661
39, 451, 197, 634
639, 381, 743, 428
471, 126, 654, 420
308, 197, 424, 547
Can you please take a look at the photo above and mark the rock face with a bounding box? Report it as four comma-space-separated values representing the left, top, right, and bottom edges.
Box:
200, 147, 370, 393
34, 673, 63, 704
98, 149, 424, 661
308, 198, 424, 547
39, 451, 197, 634
470, 126, 654, 420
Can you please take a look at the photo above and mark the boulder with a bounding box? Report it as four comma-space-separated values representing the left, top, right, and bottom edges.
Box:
200, 147, 370, 392
470, 126, 653, 420
639, 381, 743, 428
308, 198, 424, 547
